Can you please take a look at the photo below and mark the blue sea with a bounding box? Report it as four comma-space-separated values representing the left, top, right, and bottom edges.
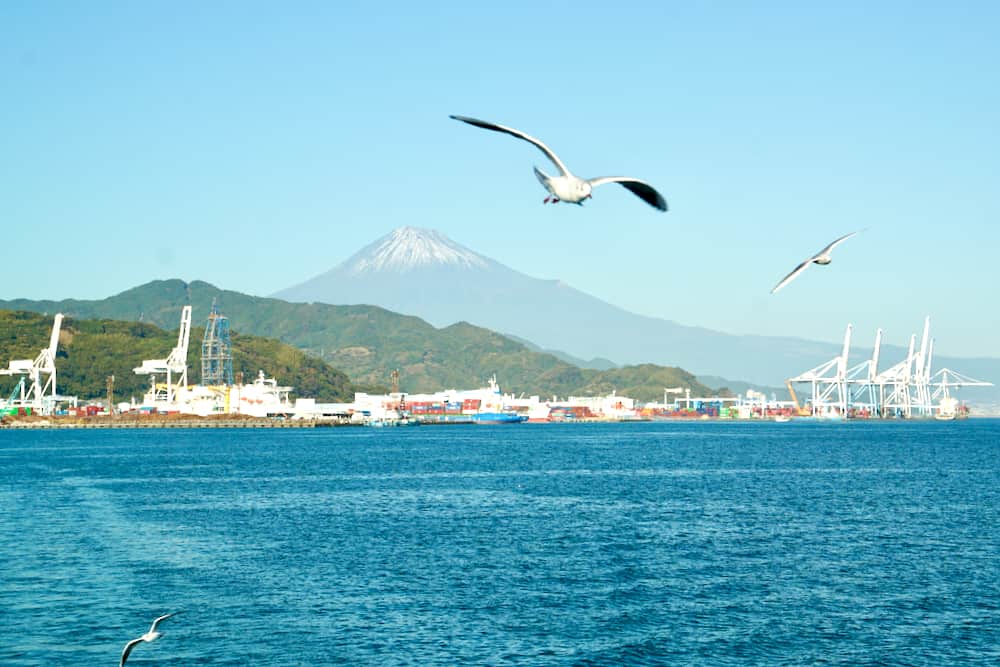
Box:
1, 420, 998, 666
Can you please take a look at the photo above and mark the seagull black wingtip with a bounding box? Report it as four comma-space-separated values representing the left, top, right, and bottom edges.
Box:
450, 114, 483, 125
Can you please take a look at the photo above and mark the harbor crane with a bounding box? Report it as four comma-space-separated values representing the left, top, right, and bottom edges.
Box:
133, 306, 192, 405
843, 328, 883, 413
783, 381, 809, 416
788, 324, 852, 416
0, 313, 73, 415
930, 368, 993, 416
663, 386, 686, 408
1, 377, 26, 416
788, 316, 992, 419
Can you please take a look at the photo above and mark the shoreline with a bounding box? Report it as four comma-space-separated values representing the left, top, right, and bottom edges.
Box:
2, 415, 990, 429
0, 416, 355, 429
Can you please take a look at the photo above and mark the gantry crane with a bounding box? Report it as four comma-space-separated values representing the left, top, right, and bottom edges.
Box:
133, 306, 192, 405
0, 313, 67, 415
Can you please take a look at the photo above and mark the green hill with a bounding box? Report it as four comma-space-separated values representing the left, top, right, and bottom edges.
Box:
0, 310, 360, 402
575, 364, 719, 401
0, 280, 713, 401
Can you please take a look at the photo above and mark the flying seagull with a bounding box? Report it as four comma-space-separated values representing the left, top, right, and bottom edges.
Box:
120, 612, 180, 666
770, 230, 862, 294
450, 115, 668, 211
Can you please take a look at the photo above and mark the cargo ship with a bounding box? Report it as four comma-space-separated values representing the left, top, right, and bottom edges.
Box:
469, 375, 527, 423
473, 411, 528, 424
393, 375, 528, 425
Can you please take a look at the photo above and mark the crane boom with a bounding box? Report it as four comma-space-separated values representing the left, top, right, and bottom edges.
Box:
166, 306, 192, 371
785, 380, 809, 416
46, 314, 63, 362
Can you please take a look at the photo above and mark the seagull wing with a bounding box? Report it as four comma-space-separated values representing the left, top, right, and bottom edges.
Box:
148, 611, 179, 634
818, 230, 861, 256
587, 176, 668, 211
120, 637, 144, 667
771, 259, 812, 294
450, 115, 571, 176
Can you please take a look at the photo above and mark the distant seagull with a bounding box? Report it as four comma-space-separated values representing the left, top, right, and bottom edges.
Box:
450, 115, 668, 211
120, 612, 180, 667
770, 231, 862, 294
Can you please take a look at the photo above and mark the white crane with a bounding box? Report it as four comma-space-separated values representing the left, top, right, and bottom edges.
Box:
790, 316, 992, 419
930, 368, 993, 407
844, 328, 882, 413
1, 313, 67, 415
911, 317, 934, 414
872, 333, 916, 417
134, 306, 192, 406
663, 386, 685, 406
787, 324, 852, 417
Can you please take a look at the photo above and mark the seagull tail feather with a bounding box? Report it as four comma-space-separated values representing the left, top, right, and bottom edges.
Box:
532, 165, 550, 186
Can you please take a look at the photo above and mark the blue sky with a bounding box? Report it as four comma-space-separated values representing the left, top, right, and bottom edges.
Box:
2, 2, 998, 358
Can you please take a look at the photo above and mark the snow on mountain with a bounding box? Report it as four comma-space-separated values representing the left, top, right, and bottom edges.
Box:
344, 227, 490, 274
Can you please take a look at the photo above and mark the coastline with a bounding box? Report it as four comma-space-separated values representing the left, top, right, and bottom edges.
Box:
2, 415, 991, 429
0, 415, 354, 429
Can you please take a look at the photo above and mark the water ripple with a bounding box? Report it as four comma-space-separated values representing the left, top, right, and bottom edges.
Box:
2, 420, 998, 665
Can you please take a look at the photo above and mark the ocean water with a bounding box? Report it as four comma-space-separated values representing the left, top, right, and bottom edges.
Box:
1, 420, 998, 666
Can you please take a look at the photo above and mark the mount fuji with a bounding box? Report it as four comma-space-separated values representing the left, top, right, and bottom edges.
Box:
274, 227, 1000, 392
337, 227, 492, 274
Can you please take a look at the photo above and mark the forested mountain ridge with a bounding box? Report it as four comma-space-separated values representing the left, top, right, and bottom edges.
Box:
1, 281, 714, 401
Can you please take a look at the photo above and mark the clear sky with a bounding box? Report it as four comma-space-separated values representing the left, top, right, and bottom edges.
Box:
2, 2, 998, 358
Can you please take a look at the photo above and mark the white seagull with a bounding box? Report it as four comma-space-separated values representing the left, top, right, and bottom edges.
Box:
450, 115, 668, 212
771, 230, 862, 294
120, 612, 181, 666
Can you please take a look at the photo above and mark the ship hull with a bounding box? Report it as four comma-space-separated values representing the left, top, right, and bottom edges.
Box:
473, 412, 528, 424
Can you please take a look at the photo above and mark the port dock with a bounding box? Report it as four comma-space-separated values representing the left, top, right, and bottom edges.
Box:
0, 415, 357, 429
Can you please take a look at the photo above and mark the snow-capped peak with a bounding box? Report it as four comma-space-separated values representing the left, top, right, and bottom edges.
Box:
343, 227, 491, 274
